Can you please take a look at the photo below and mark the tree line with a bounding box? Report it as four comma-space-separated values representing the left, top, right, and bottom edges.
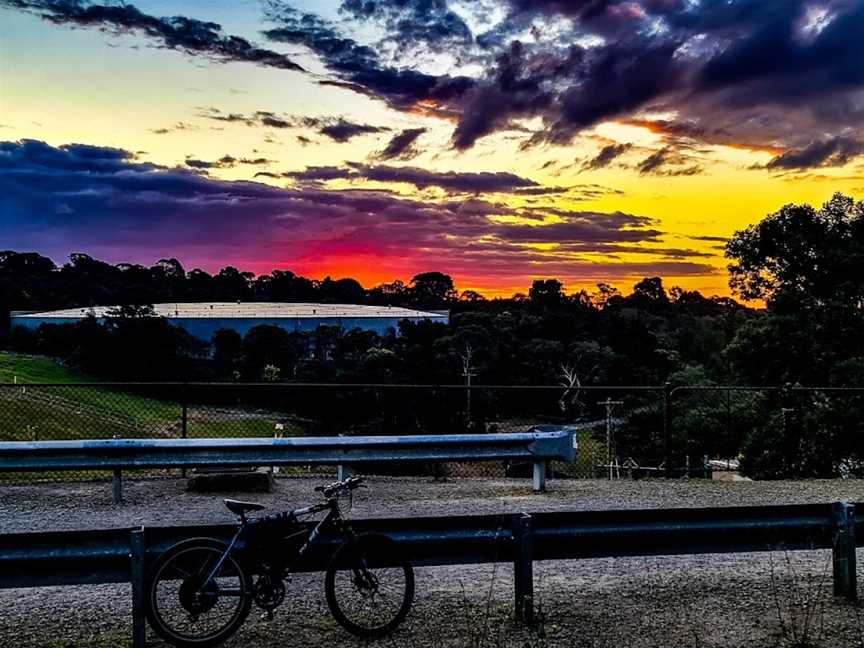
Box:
3, 193, 864, 478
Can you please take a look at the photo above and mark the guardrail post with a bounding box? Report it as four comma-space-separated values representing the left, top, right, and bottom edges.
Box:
111, 433, 124, 504
337, 464, 353, 481
130, 528, 146, 648
513, 512, 535, 624
532, 462, 546, 493
832, 502, 857, 602
113, 468, 123, 505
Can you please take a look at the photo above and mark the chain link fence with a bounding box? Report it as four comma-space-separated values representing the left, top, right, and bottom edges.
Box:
669, 386, 864, 479
4, 382, 864, 484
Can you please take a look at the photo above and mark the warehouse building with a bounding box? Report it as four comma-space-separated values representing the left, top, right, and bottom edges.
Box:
10, 303, 449, 342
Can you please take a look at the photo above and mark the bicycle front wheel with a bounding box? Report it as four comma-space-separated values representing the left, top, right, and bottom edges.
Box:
145, 538, 252, 648
325, 533, 414, 638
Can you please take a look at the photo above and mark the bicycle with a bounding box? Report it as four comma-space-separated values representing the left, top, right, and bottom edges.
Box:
144, 476, 414, 647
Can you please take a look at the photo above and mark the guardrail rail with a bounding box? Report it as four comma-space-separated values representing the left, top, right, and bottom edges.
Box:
0, 502, 858, 647
0, 428, 578, 501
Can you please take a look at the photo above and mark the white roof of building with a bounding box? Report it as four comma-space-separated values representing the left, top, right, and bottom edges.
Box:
12, 303, 448, 320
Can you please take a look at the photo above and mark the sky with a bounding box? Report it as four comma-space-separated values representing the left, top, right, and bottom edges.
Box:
1, 0, 863, 298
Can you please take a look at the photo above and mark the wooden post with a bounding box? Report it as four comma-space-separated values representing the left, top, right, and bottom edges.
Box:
130, 528, 147, 648
832, 501, 858, 602
532, 461, 546, 493
513, 513, 535, 623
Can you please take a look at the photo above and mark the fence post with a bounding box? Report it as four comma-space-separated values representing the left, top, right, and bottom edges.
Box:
180, 390, 188, 479
532, 462, 546, 493
662, 382, 672, 478
130, 527, 146, 648
513, 512, 535, 624
832, 502, 858, 602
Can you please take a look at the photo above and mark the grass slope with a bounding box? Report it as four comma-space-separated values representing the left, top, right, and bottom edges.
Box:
0, 352, 93, 384
0, 353, 291, 442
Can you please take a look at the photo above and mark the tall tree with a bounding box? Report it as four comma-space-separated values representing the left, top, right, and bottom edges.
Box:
409, 272, 457, 309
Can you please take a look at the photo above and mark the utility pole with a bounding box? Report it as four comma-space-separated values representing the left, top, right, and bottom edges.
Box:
599, 398, 623, 480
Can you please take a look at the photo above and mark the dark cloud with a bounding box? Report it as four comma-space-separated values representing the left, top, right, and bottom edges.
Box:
150, 122, 197, 135
689, 235, 729, 243
280, 162, 626, 198
494, 212, 661, 244
582, 143, 632, 171
548, 42, 684, 145
764, 136, 864, 170
318, 119, 388, 143
328, 0, 864, 155
12, 0, 864, 157
339, 0, 473, 52
284, 163, 541, 193
197, 109, 257, 126
693, 2, 864, 103
4, 0, 304, 71
280, 166, 356, 183
637, 148, 670, 175
374, 128, 426, 161
185, 155, 273, 170
256, 112, 292, 129
197, 109, 297, 128
450, 40, 555, 150
636, 147, 703, 176
196, 109, 388, 142
2, 139, 688, 283
262, 5, 475, 112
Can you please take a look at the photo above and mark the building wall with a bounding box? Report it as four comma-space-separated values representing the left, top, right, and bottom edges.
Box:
10, 314, 449, 343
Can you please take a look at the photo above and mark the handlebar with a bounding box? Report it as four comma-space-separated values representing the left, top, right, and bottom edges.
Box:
314, 476, 365, 498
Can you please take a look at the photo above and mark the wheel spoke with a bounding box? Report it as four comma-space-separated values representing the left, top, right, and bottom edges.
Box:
330, 550, 410, 635
150, 544, 249, 644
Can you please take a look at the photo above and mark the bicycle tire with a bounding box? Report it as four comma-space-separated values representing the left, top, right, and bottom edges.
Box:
325, 533, 414, 638
145, 537, 253, 648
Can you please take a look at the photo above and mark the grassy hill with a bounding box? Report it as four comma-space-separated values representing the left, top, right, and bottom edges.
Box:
0, 353, 293, 441
0, 352, 93, 384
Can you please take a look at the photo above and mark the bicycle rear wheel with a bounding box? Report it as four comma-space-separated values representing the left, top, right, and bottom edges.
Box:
325, 533, 414, 638
145, 538, 252, 648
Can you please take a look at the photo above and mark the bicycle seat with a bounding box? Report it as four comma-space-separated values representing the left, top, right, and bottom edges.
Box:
224, 499, 266, 516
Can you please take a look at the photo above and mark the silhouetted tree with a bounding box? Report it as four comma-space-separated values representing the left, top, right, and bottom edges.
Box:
409, 272, 457, 309
528, 279, 565, 308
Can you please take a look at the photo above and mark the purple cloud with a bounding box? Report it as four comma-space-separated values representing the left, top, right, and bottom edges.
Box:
0, 139, 709, 284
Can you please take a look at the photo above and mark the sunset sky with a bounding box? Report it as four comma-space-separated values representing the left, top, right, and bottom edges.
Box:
2, 0, 863, 297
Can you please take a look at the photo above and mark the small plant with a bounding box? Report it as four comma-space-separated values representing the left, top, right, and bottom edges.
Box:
456, 561, 551, 648
768, 550, 829, 647
262, 364, 281, 382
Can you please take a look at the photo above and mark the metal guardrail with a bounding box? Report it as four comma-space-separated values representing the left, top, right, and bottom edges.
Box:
0, 429, 577, 500
0, 502, 858, 646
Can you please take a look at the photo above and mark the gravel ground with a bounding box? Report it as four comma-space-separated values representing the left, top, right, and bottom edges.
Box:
4, 476, 864, 648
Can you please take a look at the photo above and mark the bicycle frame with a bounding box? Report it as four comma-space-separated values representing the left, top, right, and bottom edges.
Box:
202, 498, 354, 591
